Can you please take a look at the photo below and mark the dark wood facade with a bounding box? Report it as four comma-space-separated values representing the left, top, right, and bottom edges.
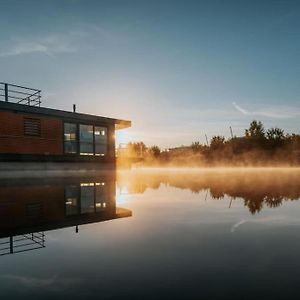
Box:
0, 101, 130, 164
0, 111, 63, 155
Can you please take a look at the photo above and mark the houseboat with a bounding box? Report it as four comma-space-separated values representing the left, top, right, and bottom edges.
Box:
0, 173, 132, 255
0, 82, 131, 171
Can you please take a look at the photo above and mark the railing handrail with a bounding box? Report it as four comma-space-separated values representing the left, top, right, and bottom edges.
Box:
0, 82, 41, 107
0, 82, 41, 92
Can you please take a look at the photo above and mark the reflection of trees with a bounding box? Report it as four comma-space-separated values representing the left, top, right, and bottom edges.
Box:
264, 196, 285, 208
117, 169, 300, 214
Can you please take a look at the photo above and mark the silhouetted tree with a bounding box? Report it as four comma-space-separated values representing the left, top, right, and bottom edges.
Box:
266, 127, 284, 141
266, 127, 285, 148
124, 120, 300, 166
149, 145, 161, 158
245, 120, 265, 139
210, 136, 225, 150
127, 142, 147, 157
191, 141, 202, 152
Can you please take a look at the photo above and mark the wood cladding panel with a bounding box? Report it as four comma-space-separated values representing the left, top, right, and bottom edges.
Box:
0, 111, 63, 155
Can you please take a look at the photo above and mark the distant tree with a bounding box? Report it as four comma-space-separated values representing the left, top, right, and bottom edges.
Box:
127, 142, 147, 157
149, 145, 161, 158
266, 127, 285, 141
245, 120, 265, 139
288, 134, 300, 145
210, 136, 225, 150
191, 141, 202, 152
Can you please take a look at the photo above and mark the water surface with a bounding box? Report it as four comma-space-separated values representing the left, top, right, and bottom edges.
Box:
1, 168, 300, 299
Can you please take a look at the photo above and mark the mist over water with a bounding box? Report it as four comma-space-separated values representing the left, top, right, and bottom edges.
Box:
117, 168, 300, 214
0, 168, 300, 299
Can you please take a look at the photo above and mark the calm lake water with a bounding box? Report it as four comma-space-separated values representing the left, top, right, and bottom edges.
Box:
1, 168, 300, 299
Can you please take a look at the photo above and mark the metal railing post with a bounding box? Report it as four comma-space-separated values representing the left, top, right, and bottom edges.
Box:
4, 83, 8, 102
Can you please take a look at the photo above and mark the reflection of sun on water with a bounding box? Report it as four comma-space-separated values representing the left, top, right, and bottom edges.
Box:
116, 185, 130, 205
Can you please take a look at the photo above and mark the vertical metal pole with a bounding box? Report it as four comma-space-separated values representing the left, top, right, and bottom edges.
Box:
38, 91, 41, 107
205, 134, 209, 146
10, 236, 13, 254
230, 126, 234, 139
4, 83, 8, 102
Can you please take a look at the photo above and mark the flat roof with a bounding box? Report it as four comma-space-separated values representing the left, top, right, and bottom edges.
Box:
0, 208, 132, 239
0, 101, 131, 130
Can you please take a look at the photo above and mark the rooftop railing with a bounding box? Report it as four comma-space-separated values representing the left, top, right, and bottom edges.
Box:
0, 232, 45, 256
0, 82, 41, 107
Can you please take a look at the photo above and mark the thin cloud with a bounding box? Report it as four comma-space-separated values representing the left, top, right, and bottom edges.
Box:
0, 25, 127, 58
232, 102, 300, 119
0, 33, 78, 57
232, 102, 249, 115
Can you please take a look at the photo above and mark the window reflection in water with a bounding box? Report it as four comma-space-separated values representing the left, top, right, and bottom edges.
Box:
65, 183, 108, 216
81, 185, 95, 214
65, 185, 79, 216
0, 176, 132, 257
96, 183, 107, 212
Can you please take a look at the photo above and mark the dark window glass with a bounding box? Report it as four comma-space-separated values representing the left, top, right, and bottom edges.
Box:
24, 118, 41, 136
95, 183, 107, 212
64, 141, 77, 154
81, 185, 95, 213
95, 126, 107, 156
65, 185, 79, 216
64, 123, 77, 154
80, 125, 94, 155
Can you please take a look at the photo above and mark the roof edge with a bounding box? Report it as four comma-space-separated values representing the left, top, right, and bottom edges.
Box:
0, 101, 131, 128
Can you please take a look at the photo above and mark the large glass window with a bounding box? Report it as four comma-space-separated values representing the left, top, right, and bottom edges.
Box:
95, 126, 107, 156
64, 123, 108, 156
80, 125, 94, 155
80, 185, 95, 214
64, 123, 77, 154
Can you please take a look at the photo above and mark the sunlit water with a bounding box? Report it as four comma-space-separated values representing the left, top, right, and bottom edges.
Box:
1, 168, 300, 299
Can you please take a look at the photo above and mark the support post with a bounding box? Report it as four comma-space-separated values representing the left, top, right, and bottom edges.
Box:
4, 83, 8, 102
10, 236, 13, 254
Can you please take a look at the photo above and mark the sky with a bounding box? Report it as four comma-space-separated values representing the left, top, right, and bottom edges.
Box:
0, 0, 299, 148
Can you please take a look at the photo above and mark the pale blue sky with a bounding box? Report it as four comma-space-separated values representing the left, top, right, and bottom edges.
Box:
0, 0, 299, 147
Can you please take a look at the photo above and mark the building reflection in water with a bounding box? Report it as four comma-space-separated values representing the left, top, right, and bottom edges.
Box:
117, 169, 300, 214
0, 172, 132, 256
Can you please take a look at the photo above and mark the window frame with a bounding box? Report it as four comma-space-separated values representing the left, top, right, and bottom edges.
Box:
94, 126, 108, 156
79, 124, 95, 156
63, 122, 79, 155
63, 122, 108, 157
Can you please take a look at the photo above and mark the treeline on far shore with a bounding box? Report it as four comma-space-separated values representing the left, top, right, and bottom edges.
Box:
118, 120, 300, 167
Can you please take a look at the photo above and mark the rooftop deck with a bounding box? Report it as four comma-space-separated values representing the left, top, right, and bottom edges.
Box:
0, 82, 131, 129
0, 82, 41, 107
